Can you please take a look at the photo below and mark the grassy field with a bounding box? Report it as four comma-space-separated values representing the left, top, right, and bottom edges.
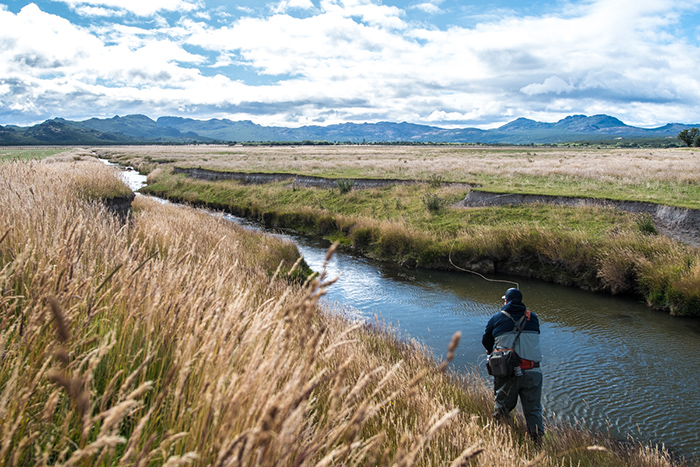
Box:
98, 144, 700, 208
0, 147, 73, 162
92, 145, 700, 316
1, 157, 688, 466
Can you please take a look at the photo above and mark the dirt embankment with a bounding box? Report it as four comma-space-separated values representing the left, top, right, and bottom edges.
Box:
173, 167, 699, 248
102, 193, 135, 221
172, 166, 471, 189
458, 190, 700, 247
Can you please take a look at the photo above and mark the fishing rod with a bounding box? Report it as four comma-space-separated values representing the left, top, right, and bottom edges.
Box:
448, 241, 520, 290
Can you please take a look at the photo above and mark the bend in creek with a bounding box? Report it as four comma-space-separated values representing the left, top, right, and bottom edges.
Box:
100, 158, 148, 192
116, 164, 700, 461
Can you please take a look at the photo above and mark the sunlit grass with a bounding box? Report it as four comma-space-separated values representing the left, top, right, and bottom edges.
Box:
97, 145, 700, 208
0, 147, 70, 161
144, 169, 700, 316
1, 158, 686, 466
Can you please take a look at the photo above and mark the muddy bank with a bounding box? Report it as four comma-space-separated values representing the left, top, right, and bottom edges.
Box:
172, 166, 471, 189
101, 193, 135, 221
458, 190, 700, 247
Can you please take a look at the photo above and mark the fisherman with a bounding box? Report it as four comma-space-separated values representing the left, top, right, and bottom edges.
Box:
482, 288, 544, 442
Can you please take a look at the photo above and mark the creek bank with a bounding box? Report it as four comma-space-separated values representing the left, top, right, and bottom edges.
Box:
173, 167, 699, 248
145, 168, 700, 317
100, 193, 135, 221
172, 166, 472, 189
459, 190, 700, 247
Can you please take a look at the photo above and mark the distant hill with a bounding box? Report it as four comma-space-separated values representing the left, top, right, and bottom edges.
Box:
1, 114, 698, 145
1, 119, 133, 145
156, 117, 278, 142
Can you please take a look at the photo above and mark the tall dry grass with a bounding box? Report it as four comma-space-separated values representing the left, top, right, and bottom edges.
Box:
0, 159, 688, 466
96, 145, 700, 186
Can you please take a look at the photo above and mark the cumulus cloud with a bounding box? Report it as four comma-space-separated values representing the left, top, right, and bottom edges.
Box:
2, 0, 700, 127
521, 76, 575, 96
0, 3, 213, 121
426, 110, 474, 122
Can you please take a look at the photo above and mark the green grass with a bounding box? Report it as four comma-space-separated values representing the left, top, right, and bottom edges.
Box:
468, 173, 700, 210
0, 147, 69, 161
146, 171, 638, 239
171, 165, 700, 209
97, 145, 700, 208
144, 169, 700, 316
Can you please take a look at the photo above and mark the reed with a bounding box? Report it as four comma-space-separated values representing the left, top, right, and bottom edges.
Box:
0, 158, 689, 466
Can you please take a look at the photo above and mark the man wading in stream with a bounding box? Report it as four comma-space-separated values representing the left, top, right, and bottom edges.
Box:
482, 288, 544, 442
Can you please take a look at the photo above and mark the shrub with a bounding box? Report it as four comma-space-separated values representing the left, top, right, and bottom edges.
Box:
261, 210, 278, 227
349, 220, 378, 249
421, 193, 444, 212
667, 261, 700, 315
337, 178, 354, 194
316, 214, 338, 234
636, 214, 658, 235
596, 247, 640, 294
375, 222, 414, 258
180, 190, 201, 203
427, 173, 444, 188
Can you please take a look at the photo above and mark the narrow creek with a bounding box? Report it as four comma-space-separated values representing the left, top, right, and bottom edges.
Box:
282, 234, 700, 461
115, 164, 700, 461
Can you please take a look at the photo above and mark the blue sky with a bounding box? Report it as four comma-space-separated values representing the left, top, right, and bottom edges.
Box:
1, 0, 700, 128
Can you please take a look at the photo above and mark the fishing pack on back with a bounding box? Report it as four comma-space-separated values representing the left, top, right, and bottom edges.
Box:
486, 312, 527, 378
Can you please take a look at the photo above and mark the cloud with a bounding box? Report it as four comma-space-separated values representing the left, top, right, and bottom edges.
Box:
53, 0, 202, 17
319, 0, 406, 29
426, 110, 475, 122
2, 0, 700, 127
0, 3, 211, 120
410, 2, 443, 14
273, 0, 315, 14
521, 76, 575, 96
74, 6, 125, 17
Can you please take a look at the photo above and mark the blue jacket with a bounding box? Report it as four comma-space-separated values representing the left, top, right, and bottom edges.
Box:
482, 301, 542, 362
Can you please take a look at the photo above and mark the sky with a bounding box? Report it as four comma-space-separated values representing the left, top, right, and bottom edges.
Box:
1, 0, 700, 129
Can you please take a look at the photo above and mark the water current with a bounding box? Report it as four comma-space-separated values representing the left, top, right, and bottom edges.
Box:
116, 165, 700, 461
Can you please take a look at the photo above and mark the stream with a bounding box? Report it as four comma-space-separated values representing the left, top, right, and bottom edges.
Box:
116, 164, 700, 461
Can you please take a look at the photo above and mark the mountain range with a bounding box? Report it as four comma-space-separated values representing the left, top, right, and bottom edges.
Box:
0, 114, 697, 145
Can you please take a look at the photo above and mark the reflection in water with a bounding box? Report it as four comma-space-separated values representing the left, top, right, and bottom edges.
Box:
99, 159, 147, 192
289, 235, 700, 461
119, 168, 147, 192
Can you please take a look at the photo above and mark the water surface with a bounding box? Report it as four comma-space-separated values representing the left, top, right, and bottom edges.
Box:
284, 234, 700, 461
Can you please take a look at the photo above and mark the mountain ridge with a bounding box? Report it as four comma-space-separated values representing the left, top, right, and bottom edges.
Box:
1, 114, 697, 145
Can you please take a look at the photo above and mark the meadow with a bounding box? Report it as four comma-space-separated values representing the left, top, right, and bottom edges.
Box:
99, 144, 700, 208
93, 144, 700, 316
0, 155, 688, 465
0, 147, 71, 162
